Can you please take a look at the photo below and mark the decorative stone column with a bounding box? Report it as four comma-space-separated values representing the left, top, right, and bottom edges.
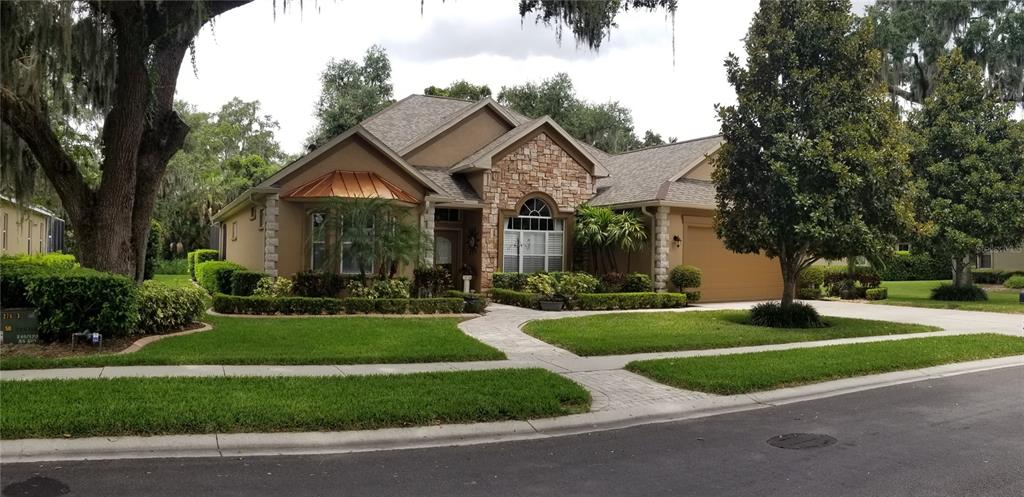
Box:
653, 206, 670, 292
263, 194, 279, 277
421, 200, 435, 266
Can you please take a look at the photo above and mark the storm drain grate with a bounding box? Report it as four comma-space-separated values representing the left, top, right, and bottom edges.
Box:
767, 433, 837, 450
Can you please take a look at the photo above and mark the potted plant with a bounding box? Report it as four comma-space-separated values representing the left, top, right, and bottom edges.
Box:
527, 273, 564, 311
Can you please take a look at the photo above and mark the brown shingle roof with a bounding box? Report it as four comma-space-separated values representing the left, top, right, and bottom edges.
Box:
416, 167, 481, 203
590, 135, 723, 207
361, 95, 475, 151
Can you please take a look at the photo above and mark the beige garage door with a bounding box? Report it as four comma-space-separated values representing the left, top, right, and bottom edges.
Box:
683, 226, 783, 302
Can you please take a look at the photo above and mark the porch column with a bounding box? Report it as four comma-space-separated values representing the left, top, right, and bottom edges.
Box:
263, 194, 279, 277
653, 206, 670, 291
421, 200, 435, 266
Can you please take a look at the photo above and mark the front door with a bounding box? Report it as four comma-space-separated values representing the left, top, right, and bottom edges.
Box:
434, 229, 461, 277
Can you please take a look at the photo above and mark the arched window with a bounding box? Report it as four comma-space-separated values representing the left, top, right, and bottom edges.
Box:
503, 198, 563, 273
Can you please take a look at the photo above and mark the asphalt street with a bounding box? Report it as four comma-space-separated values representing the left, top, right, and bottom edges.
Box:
3, 366, 1023, 497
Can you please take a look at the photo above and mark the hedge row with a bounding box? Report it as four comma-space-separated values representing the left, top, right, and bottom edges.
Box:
972, 269, 1024, 285
211, 295, 466, 315
195, 260, 246, 294
187, 249, 218, 280
137, 281, 208, 333
573, 292, 686, 310
490, 288, 541, 309
876, 252, 950, 281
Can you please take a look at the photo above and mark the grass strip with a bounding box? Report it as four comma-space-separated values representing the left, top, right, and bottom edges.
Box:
523, 310, 939, 356
0, 316, 504, 370
626, 334, 1024, 395
875, 280, 1024, 314
0, 369, 589, 439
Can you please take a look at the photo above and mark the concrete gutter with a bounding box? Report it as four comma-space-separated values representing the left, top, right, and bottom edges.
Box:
3, 357, 1020, 463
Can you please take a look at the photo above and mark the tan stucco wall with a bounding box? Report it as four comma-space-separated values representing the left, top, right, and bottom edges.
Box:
223, 207, 265, 272
278, 135, 428, 201
683, 157, 715, 181
479, 131, 596, 288
1, 202, 50, 256
992, 247, 1024, 271
406, 107, 513, 167
667, 208, 783, 302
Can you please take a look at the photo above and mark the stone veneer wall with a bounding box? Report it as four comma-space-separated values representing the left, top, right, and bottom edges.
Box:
478, 132, 594, 288
263, 194, 280, 277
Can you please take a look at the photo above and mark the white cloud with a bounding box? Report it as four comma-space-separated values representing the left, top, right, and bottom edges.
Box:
175, 0, 759, 155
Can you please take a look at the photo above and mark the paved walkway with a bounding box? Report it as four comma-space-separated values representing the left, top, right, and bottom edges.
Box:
4, 301, 1022, 416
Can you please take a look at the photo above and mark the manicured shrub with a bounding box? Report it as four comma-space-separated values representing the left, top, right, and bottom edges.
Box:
211, 294, 463, 315
291, 271, 353, 297
598, 272, 628, 293
26, 269, 139, 340
253, 276, 293, 298
490, 288, 541, 309
798, 266, 825, 290
373, 278, 411, 299
749, 302, 824, 328
230, 271, 266, 296
876, 251, 949, 281
347, 281, 378, 299
622, 272, 653, 292
797, 287, 823, 300
136, 281, 207, 333
865, 287, 888, 301
525, 273, 558, 299
188, 249, 218, 280
413, 266, 453, 297
573, 292, 686, 310
824, 265, 881, 299
492, 272, 528, 291
930, 284, 988, 302
684, 291, 702, 303
195, 260, 245, 294
143, 220, 164, 281
971, 270, 1024, 285
1, 260, 48, 308
669, 265, 702, 290
154, 258, 188, 275
1002, 275, 1024, 289
557, 272, 599, 300
446, 290, 487, 314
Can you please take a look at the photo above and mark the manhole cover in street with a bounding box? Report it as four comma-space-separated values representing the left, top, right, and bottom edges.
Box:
767, 433, 837, 450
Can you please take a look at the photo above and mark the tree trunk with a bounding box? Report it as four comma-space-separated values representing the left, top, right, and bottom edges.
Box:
779, 257, 800, 307
952, 256, 973, 288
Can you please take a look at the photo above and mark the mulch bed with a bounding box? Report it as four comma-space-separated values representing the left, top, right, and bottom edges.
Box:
0, 322, 205, 359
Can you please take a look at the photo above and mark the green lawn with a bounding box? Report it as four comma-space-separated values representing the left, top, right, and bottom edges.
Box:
152, 273, 194, 289
0, 315, 504, 370
0, 369, 589, 439
627, 334, 1024, 395
875, 280, 1024, 314
522, 310, 940, 356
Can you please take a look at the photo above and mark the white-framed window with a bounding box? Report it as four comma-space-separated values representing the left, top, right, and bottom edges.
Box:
976, 251, 993, 269
231, 221, 238, 241
897, 242, 911, 252
2, 212, 7, 250
258, 208, 266, 230
39, 222, 44, 253
309, 212, 372, 274
502, 198, 563, 273
27, 222, 32, 254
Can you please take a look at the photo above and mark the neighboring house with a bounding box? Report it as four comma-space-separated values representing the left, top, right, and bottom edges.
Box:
977, 248, 1024, 272
0, 195, 66, 256
213, 95, 783, 302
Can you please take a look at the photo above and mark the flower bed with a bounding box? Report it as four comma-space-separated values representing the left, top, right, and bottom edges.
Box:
211, 294, 467, 315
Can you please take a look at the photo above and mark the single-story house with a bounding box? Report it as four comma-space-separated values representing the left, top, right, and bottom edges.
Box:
213, 95, 784, 301
0, 195, 66, 256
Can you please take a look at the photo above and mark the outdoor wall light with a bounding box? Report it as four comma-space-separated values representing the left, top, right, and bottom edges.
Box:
673, 235, 682, 247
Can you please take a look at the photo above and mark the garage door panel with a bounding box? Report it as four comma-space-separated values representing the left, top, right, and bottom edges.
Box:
684, 226, 783, 302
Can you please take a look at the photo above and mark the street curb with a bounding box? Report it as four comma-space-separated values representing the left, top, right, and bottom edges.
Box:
3, 356, 1020, 463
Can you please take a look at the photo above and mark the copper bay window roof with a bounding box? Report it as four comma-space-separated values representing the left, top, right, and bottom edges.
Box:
282, 170, 419, 203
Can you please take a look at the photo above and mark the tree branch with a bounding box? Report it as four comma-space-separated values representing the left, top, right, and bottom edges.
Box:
0, 86, 91, 222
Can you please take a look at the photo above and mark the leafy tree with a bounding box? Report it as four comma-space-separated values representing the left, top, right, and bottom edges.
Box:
867, 0, 1024, 106
0, 0, 668, 279
909, 50, 1024, 288
713, 0, 914, 307
156, 100, 284, 253
306, 46, 395, 150
498, 73, 652, 153
641, 130, 676, 147
424, 80, 492, 101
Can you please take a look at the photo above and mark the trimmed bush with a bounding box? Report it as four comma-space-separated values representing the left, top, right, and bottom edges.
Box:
136, 281, 207, 333
211, 294, 464, 315
492, 272, 528, 291
413, 266, 453, 297
490, 288, 541, 309
798, 266, 825, 290
188, 249, 218, 280
195, 260, 245, 294
749, 302, 823, 329
573, 292, 686, 311
623, 272, 653, 292
669, 265, 702, 290
144, 220, 164, 281
971, 269, 1024, 285
557, 272, 599, 300
26, 269, 139, 340
347, 281, 378, 299
446, 290, 487, 314
684, 291, 702, 303
253, 276, 293, 298
373, 279, 411, 299
931, 284, 988, 302
876, 251, 949, 281
865, 287, 888, 301
824, 265, 881, 299
230, 271, 266, 296
797, 287, 822, 300
291, 271, 358, 298
1002, 275, 1024, 289
598, 272, 628, 293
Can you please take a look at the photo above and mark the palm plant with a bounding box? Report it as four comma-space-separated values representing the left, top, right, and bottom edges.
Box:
312, 198, 427, 281
575, 204, 648, 273
608, 210, 648, 272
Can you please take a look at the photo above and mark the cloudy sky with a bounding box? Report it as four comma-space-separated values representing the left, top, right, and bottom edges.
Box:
175, 0, 763, 155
